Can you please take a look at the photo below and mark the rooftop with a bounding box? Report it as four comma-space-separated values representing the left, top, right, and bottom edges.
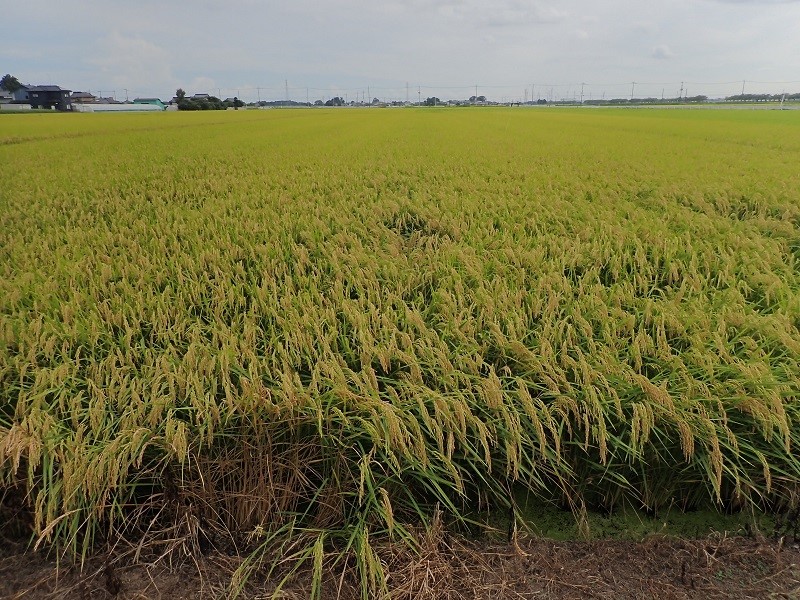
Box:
29, 85, 70, 93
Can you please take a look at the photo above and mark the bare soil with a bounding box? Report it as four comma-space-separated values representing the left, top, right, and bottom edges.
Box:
2, 530, 799, 599
4, 486, 799, 599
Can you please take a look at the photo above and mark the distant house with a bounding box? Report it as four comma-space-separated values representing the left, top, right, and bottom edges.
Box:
28, 85, 72, 110
133, 97, 166, 110
71, 91, 96, 104
191, 93, 210, 101
1, 84, 32, 103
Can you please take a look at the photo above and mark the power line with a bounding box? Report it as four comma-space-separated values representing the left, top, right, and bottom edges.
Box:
74, 78, 800, 105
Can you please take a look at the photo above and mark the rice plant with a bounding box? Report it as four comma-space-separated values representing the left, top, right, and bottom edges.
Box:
2, 107, 800, 596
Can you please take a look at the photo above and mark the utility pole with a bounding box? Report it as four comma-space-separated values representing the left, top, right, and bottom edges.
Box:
367, 86, 370, 105
285, 79, 289, 106
741, 80, 746, 96
679, 81, 684, 101
306, 88, 309, 105
124, 88, 128, 102
531, 83, 534, 102
418, 86, 421, 106
580, 82, 585, 104
406, 82, 409, 103
630, 81, 635, 101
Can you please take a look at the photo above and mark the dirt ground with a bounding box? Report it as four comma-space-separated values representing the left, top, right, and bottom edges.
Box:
2, 529, 800, 600
3, 485, 799, 600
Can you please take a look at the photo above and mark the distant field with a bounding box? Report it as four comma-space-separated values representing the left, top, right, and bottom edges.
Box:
2, 108, 800, 594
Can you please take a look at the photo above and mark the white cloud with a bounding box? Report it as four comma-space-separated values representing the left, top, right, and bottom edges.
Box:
189, 77, 217, 96
4, 0, 800, 101
708, 0, 800, 3
651, 44, 674, 59
87, 32, 175, 92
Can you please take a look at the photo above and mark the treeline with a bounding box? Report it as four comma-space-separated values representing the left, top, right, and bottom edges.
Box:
178, 96, 245, 111
725, 92, 800, 102
257, 100, 312, 107
173, 89, 244, 111
582, 95, 708, 106
172, 89, 800, 110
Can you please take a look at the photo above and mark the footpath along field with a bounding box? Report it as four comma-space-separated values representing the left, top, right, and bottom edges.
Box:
2, 108, 800, 598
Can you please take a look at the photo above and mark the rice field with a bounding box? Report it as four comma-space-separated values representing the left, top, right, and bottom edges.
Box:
2, 107, 800, 596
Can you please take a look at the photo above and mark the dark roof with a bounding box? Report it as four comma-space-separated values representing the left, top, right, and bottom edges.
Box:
29, 85, 68, 92
133, 98, 163, 102
72, 91, 95, 98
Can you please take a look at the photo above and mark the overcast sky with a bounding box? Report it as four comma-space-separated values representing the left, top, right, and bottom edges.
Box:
4, 0, 800, 102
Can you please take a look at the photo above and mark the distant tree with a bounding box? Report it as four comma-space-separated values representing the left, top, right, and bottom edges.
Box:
176, 88, 186, 101
727, 93, 773, 103
206, 96, 224, 110
424, 97, 441, 106
314, 99, 323, 106
0, 74, 22, 92
177, 94, 225, 111
223, 96, 245, 109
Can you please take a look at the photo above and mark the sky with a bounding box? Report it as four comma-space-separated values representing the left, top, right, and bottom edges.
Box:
3, 0, 800, 103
